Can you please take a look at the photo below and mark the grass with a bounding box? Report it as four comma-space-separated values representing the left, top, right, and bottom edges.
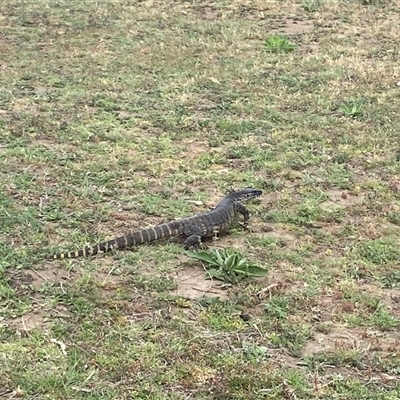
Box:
1, 0, 400, 398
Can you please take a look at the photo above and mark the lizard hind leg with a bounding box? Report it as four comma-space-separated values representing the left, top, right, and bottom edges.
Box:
183, 224, 205, 250
184, 234, 203, 250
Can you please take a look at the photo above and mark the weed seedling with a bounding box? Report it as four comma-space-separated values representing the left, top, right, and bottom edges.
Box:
186, 248, 267, 283
302, 0, 321, 12
264, 35, 297, 53
340, 99, 364, 118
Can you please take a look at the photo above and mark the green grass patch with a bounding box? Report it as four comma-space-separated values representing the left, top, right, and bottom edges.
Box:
1, 0, 400, 397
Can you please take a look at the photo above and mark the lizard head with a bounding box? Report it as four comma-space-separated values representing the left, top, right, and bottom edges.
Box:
229, 187, 263, 202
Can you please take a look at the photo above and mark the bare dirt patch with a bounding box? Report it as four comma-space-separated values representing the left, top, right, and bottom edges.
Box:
41, 256, 128, 288
181, 139, 211, 160
278, 18, 314, 35
262, 226, 298, 247
90, 267, 126, 288
302, 327, 400, 361
27, 265, 67, 289
7, 270, 35, 291
2, 311, 49, 334
320, 189, 364, 212
377, 287, 400, 319
173, 265, 228, 299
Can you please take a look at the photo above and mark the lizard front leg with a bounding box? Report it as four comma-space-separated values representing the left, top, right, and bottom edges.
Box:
234, 202, 250, 227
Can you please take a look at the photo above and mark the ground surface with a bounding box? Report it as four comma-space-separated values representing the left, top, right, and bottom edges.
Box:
1, 0, 400, 399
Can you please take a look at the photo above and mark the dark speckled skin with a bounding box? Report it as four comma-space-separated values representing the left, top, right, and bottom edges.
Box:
46, 188, 262, 259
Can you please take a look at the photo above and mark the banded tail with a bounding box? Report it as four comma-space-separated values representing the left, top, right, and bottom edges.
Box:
46, 223, 181, 260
